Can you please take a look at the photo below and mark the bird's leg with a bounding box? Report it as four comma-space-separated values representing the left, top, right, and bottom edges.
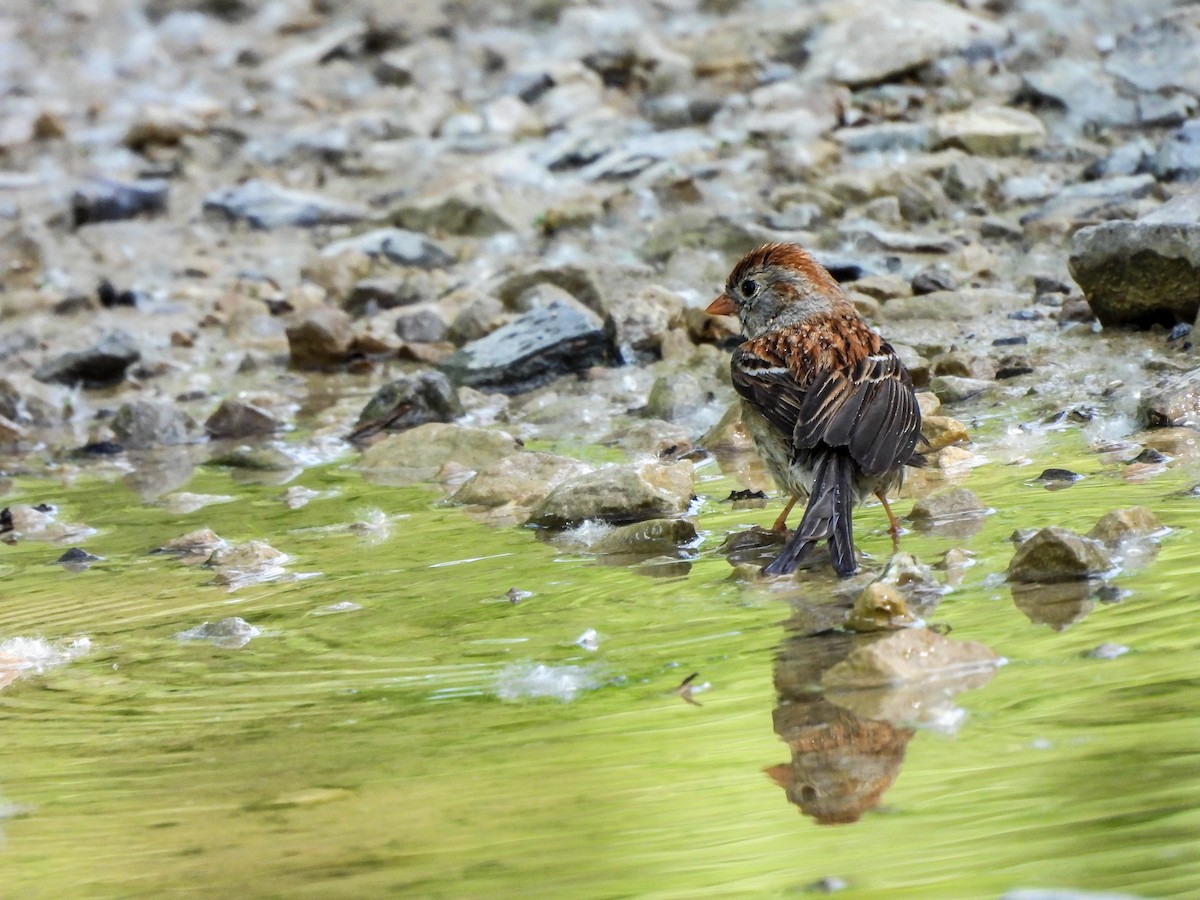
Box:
875, 489, 901, 551
771, 495, 799, 534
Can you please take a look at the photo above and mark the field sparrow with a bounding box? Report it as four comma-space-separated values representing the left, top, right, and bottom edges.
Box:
707, 243, 923, 576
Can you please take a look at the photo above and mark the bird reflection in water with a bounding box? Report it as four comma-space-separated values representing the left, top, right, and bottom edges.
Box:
767, 598, 1000, 825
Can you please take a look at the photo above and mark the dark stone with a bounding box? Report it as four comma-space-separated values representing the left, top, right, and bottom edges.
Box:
345, 277, 426, 315
1033, 275, 1071, 295
204, 399, 284, 438
995, 356, 1034, 379
350, 371, 464, 441
71, 178, 168, 227
440, 300, 610, 394
97, 280, 139, 308
1036, 468, 1081, 484
1139, 368, 1200, 428
34, 331, 140, 388
1145, 118, 1200, 182
393, 307, 448, 343
56, 547, 99, 564
991, 336, 1027, 346
111, 400, 195, 449
1007, 526, 1113, 583
910, 268, 957, 295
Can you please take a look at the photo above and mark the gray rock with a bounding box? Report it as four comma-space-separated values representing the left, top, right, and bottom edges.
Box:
352, 371, 463, 438
933, 106, 1046, 157
321, 228, 452, 268
929, 375, 992, 403
394, 305, 449, 343
1007, 526, 1113, 584
642, 373, 705, 423
1104, 10, 1200, 98
34, 331, 140, 388
203, 179, 367, 229
448, 295, 507, 344
345, 275, 430, 315
1145, 119, 1200, 182
0, 375, 63, 426
495, 265, 603, 315
359, 423, 522, 479
390, 196, 511, 237
440, 300, 609, 394
527, 460, 695, 528
839, 220, 958, 254
1139, 368, 1200, 428
176, 616, 261, 649
111, 400, 196, 449
204, 399, 285, 439
909, 488, 986, 525
71, 178, 168, 227
1022, 59, 1138, 130
451, 451, 591, 509
1068, 187, 1200, 326
822, 628, 999, 689
833, 123, 932, 154
804, 0, 1008, 88
285, 306, 355, 369
911, 268, 956, 295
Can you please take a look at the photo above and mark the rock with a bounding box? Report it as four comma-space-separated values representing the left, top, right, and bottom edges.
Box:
351, 371, 463, 438
909, 487, 986, 525
204, 399, 285, 438
822, 628, 1000, 689
878, 289, 1026, 321
176, 616, 261, 648
123, 102, 211, 150
494, 265, 604, 315
440, 301, 609, 394
845, 583, 916, 633
0, 226, 43, 289
804, 0, 1008, 88
934, 106, 1046, 156
359, 423, 522, 478
929, 375, 991, 404
920, 415, 969, 451
71, 178, 168, 227
154, 528, 227, 564
1086, 643, 1130, 660
911, 268, 957, 295
0, 414, 25, 445
833, 122, 932, 154
345, 275, 430, 315
1088, 507, 1163, 546
302, 250, 373, 303
451, 451, 591, 509
1140, 368, 1200, 428
448, 295, 507, 344
203, 179, 367, 229
111, 400, 196, 449
390, 195, 512, 236
1068, 187, 1200, 327
588, 518, 698, 557
0, 375, 64, 426
34, 331, 140, 388
642, 373, 704, 422
606, 285, 684, 363
527, 460, 695, 528
839, 220, 958, 254
320, 228, 452, 268
285, 306, 355, 369
1007, 526, 1113, 583
394, 305, 449, 343
1022, 59, 1138, 130
206, 541, 288, 590
1146, 119, 1200, 182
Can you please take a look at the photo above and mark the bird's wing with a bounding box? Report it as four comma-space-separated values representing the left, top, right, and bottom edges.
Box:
732, 335, 920, 478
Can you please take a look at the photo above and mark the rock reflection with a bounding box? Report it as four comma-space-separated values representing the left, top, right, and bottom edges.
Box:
1010, 580, 1099, 631
769, 604, 1000, 825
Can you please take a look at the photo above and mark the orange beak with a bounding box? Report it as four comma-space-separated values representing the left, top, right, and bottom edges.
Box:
705, 292, 736, 316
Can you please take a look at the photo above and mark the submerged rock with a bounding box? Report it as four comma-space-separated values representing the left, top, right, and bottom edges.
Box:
1088, 507, 1163, 546
587, 518, 698, 557
440, 300, 609, 394
359, 423, 522, 478
451, 451, 591, 509
176, 616, 261, 649
1010, 581, 1097, 631
822, 628, 1000, 689
527, 459, 695, 528
153, 528, 227, 564
34, 331, 140, 388
908, 487, 987, 533
1007, 526, 1113, 583
1068, 187, 1200, 327
207, 540, 288, 589
203, 179, 367, 229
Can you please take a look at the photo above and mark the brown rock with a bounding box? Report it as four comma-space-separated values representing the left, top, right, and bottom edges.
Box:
1007, 526, 1113, 583
286, 306, 355, 369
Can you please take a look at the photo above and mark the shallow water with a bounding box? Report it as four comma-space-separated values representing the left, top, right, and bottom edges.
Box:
2, 425, 1199, 897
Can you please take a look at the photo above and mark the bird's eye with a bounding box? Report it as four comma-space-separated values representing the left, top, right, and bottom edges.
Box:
740, 278, 758, 297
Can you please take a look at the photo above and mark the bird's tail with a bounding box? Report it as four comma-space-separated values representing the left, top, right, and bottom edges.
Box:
762, 452, 857, 577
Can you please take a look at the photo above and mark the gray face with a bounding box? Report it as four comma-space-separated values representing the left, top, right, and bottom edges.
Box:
727, 263, 840, 339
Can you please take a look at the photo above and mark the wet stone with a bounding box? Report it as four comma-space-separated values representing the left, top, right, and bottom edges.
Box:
176, 616, 261, 649
821, 628, 1000, 690
527, 459, 695, 528
34, 331, 140, 388
908, 487, 986, 528
1088, 507, 1163, 546
920, 415, 969, 451
71, 178, 168, 227
352, 371, 463, 438
587, 518, 699, 557
203, 179, 367, 230
1139, 367, 1200, 429
1007, 526, 1113, 584
929, 375, 991, 404
844, 583, 916, 633
359, 423, 522, 479
451, 451, 591, 510
321, 228, 452, 269
440, 301, 609, 394
394, 306, 449, 344
204, 399, 285, 439
152, 528, 229, 563
111, 400, 196, 449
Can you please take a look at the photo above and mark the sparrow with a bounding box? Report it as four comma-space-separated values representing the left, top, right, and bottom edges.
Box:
706, 242, 922, 577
